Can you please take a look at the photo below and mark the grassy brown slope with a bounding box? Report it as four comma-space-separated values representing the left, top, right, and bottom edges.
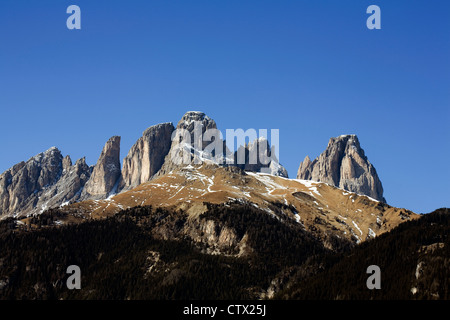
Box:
52, 165, 418, 246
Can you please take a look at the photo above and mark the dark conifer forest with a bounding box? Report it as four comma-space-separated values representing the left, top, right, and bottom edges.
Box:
277, 208, 450, 300
0, 205, 448, 300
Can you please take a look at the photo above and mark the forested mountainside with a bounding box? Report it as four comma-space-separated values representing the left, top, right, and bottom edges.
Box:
0, 203, 447, 300
0, 202, 332, 300
277, 208, 450, 300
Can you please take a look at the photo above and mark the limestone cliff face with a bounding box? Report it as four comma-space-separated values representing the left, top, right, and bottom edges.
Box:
297, 135, 385, 202
0, 147, 63, 216
0, 147, 92, 217
81, 136, 121, 200
118, 123, 174, 192
37, 156, 91, 210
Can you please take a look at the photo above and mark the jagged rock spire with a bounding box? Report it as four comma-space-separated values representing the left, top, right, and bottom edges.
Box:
297, 135, 385, 202
82, 136, 121, 200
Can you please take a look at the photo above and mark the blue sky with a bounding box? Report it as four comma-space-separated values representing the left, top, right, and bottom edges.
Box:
0, 0, 449, 214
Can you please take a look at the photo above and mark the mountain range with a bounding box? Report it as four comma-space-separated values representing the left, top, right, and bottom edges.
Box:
0, 111, 386, 219
0, 111, 447, 301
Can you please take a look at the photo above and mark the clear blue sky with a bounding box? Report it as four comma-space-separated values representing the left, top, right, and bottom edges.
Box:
0, 0, 449, 214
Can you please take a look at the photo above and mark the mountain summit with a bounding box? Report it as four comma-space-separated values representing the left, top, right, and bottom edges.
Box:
297, 134, 385, 202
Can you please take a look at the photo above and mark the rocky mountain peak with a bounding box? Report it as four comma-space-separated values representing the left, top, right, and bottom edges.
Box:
156, 112, 218, 176
158, 111, 288, 177
177, 111, 216, 130
176, 111, 218, 149
0, 147, 65, 216
29, 147, 64, 190
297, 134, 385, 202
81, 136, 121, 200
328, 134, 362, 155
143, 122, 174, 137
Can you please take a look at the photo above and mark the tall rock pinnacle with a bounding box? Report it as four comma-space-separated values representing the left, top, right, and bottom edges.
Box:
297, 135, 385, 202
82, 136, 121, 200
